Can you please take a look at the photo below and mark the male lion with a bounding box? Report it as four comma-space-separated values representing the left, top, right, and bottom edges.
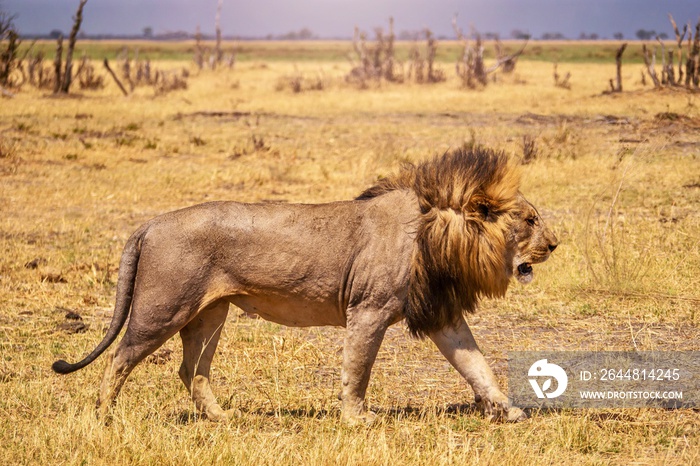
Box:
53, 146, 557, 424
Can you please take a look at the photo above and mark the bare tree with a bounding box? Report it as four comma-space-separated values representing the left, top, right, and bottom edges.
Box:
606, 42, 627, 92
53, 36, 63, 93
214, 0, 223, 68
625, 16, 700, 91
76, 53, 103, 89
668, 14, 687, 84
453, 16, 483, 88
424, 29, 445, 83
553, 63, 571, 89
642, 44, 661, 88
688, 21, 700, 87
59, 0, 88, 93
656, 36, 671, 84
493, 35, 527, 73
453, 14, 526, 89
384, 17, 399, 82
346, 18, 404, 86
27, 51, 54, 89
0, 8, 21, 90
193, 25, 204, 70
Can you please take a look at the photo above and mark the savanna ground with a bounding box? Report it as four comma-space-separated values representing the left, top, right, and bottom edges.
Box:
0, 40, 699, 465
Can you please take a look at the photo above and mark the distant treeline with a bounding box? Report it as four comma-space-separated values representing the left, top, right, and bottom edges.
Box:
18, 27, 674, 42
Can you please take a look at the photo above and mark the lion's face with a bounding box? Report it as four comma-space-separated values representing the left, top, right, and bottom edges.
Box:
508, 195, 558, 284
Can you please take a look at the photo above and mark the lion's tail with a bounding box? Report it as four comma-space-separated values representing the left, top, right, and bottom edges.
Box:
52, 224, 148, 374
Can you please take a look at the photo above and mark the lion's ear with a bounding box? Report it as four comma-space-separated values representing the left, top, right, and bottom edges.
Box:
476, 202, 497, 222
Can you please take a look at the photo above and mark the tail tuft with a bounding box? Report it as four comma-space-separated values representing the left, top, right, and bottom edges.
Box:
52, 359, 75, 374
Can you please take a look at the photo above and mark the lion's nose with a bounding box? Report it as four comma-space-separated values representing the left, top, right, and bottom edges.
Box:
548, 243, 558, 252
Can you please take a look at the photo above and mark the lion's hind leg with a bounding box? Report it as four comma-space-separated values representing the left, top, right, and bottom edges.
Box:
97, 324, 181, 420
178, 300, 235, 422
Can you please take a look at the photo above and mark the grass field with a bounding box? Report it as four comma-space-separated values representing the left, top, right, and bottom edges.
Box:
1, 41, 699, 465
21, 38, 670, 63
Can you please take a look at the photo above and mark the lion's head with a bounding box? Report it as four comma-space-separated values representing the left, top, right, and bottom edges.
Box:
358, 146, 558, 337
509, 194, 558, 285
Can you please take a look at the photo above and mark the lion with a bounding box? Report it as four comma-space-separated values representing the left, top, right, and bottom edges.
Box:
52, 146, 558, 424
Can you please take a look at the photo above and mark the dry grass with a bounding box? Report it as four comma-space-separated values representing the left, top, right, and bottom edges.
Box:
0, 48, 699, 465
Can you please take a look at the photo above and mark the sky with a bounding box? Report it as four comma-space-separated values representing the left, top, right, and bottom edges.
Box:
2, 0, 698, 39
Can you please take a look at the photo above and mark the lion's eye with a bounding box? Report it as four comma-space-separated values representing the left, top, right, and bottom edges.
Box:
526, 217, 537, 226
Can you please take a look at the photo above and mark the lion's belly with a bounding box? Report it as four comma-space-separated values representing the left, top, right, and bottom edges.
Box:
229, 294, 346, 327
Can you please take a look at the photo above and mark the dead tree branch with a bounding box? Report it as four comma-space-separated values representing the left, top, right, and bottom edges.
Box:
215, 0, 223, 68
53, 36, 63, 93
119, 47, 135, 92
346, 18, 404, 86
59, 0, 88, 93
453, 14, 526, 88
611, 42, 627, 92
489, 37, 528, 74
103, 58, 128, 96
76, 55, 104, 89
453, 15, 480, 88
384, 17, 399, 82
554, 63, 571, 89
689, 21, 700, 87
669, 14, 687, 84
656, 36, 671, 84
193, 25, 204, 70
642, 44, 661, 88
0, 11, 22, 88
424, 29, 445, 83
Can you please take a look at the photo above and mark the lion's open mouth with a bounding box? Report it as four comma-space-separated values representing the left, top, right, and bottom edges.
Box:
515, 262, 533, 284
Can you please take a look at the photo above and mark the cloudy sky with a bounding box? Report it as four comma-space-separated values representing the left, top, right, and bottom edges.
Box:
2, 0, 698, 39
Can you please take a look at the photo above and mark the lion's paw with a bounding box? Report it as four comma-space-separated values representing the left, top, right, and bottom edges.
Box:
341, 410, 377, 427
204, 406, 242, 422
505, 406, 527, 422
477, 391, 527, 423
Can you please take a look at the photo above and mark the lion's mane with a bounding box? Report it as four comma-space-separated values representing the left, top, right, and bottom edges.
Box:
358, 146, 521, 337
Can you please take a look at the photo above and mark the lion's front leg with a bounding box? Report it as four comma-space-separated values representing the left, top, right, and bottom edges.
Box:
339, 308, 392, 426
429, 316, 526, 422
